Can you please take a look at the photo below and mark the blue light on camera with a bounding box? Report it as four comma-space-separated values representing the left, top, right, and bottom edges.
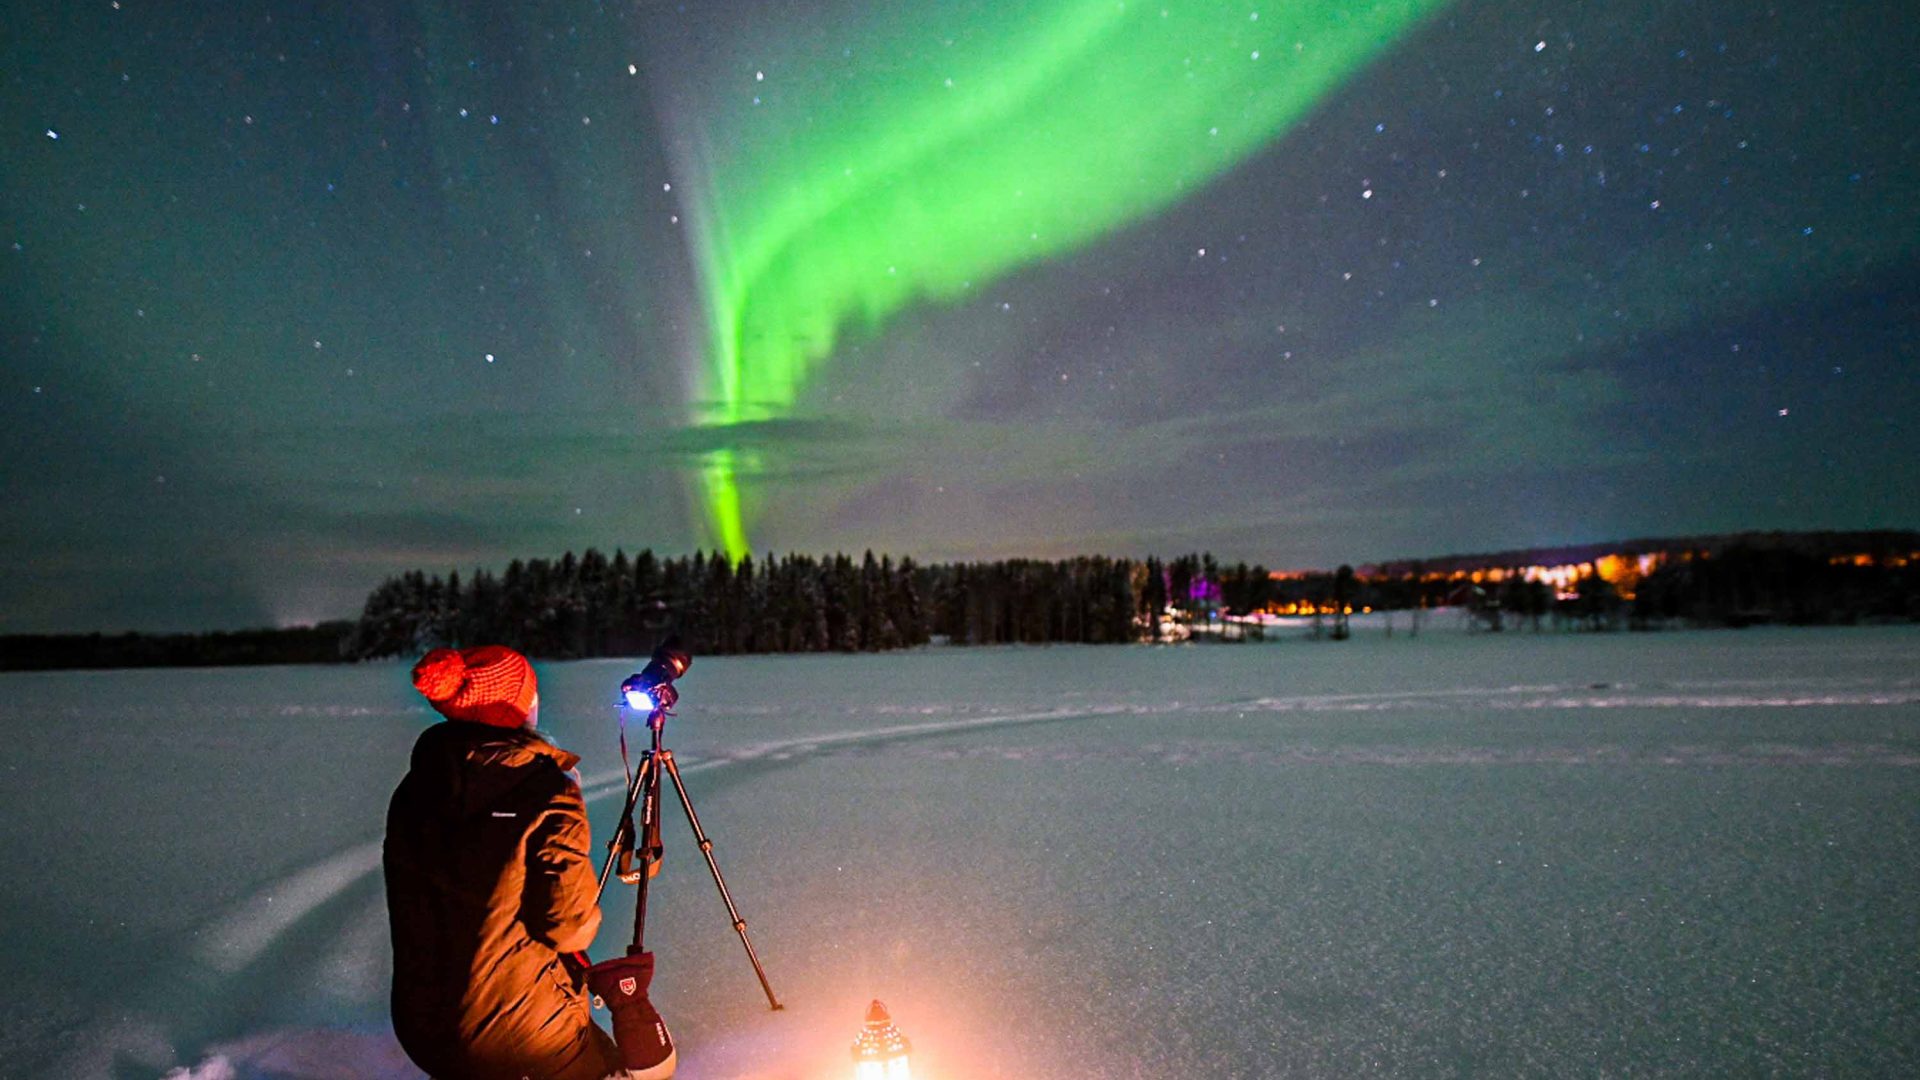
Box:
624, 687, 654, 710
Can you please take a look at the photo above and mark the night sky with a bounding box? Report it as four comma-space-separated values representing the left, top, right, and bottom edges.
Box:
3, 1, 1915, 632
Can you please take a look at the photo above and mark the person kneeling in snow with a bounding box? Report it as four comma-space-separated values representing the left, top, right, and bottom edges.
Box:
385, 645, 633, 1080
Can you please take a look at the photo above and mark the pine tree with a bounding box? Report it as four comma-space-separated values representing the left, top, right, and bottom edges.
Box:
707, 554, 736, 654
893, 557, 926, 646
1142, 556, 1167, 640
859, 551, 885, 650
825, 554, 860, 651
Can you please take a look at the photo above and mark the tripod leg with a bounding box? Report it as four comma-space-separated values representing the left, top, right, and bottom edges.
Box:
658, 751, 784, 1011
631, 749, 665, 950
596, 751, 657, 898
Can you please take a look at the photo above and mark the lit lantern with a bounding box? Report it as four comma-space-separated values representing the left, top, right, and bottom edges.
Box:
851, 999, 912, 1079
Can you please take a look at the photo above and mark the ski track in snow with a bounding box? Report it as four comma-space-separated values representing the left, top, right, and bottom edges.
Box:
154, 673, 1920, 1076
183, 702, 1131, 993
194, 844, 386, 975
192, 675, 1920, 975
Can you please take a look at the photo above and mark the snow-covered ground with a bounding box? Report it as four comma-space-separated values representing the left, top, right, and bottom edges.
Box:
4, 626, 1917, 1078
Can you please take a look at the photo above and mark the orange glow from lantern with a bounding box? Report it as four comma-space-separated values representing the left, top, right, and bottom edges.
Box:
852, 999, 912, 1079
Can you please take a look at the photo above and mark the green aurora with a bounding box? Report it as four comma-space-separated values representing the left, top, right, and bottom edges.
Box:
678, 0, 1453, 557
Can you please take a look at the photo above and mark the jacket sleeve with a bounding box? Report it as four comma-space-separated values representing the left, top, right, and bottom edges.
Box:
522, 774, 604, 954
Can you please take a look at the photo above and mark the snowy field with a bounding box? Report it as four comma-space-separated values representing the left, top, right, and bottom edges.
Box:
3, 626, 1918, 1078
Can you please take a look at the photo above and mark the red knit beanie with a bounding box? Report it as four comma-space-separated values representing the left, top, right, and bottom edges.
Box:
412, 645, 538, 728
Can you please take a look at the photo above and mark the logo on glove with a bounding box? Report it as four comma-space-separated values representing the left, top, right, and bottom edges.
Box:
619, 976, 638, 996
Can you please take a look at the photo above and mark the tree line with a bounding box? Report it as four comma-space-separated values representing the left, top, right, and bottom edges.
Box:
0, 623, 355, 671
6, 533, 1910, 670
356, 536, 1912, 661
1269, 539, 1919, 633
1627, 544, 1918, 628
343, 549, 1278, 660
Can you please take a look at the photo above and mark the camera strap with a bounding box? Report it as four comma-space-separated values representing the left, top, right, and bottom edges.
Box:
613, 711, 639, 883
618, 711, 635, 790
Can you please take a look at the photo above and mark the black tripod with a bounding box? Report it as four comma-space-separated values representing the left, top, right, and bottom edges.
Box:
594, 695, 783, 1012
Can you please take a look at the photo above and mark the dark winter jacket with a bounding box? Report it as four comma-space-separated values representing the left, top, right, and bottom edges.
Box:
385, 720, 621, 1080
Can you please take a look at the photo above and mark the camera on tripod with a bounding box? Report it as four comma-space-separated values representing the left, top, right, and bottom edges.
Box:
588, 637, 781, 1077
620, 641, 691, 714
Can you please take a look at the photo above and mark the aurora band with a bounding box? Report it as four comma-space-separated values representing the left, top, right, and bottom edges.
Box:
679, 0, 1452, 558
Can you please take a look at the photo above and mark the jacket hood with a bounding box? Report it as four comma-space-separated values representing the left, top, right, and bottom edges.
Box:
406, 720, 581, 818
